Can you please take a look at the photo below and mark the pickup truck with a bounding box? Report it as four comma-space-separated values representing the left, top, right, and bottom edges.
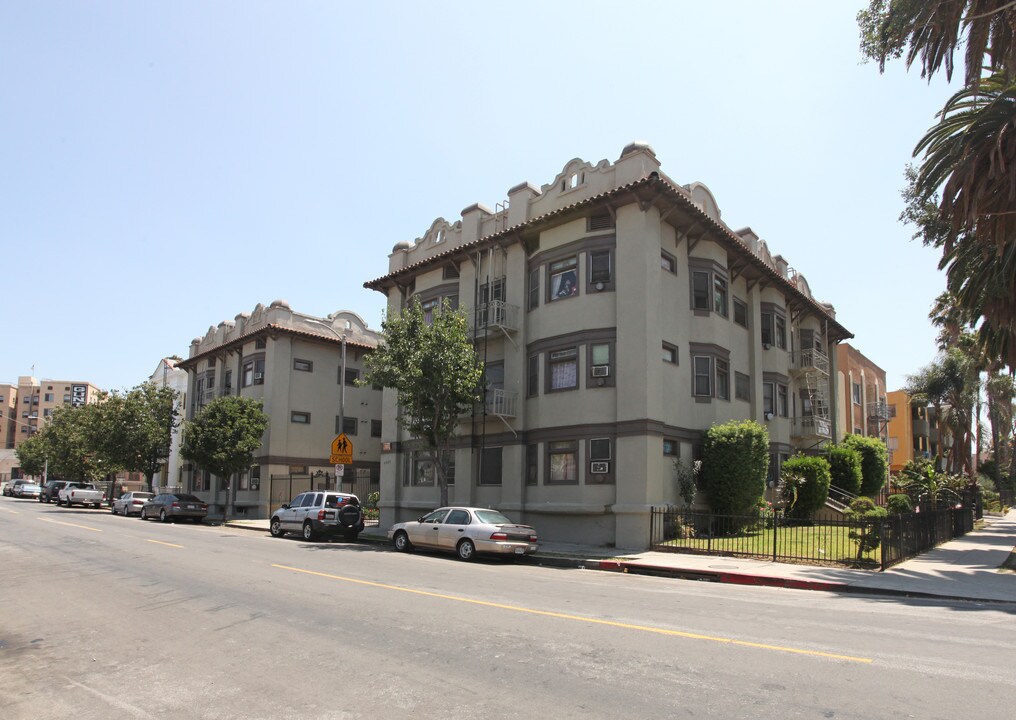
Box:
58, 482, 105, 509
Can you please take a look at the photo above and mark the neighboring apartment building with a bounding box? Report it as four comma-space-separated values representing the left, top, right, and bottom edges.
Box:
886, 389, 943, 473
12, 376, 103, 448
365, 142, 853, 549
0, 383, 17, 450
148, 357, 188, 491
177, 301, 383, 519
835, 344, 889, 443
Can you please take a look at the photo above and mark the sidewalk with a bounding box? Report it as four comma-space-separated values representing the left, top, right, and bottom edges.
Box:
223, 509, 1016, 605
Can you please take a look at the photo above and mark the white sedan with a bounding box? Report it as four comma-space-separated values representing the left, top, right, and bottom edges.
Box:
388, 507, 538, 560
111, 491, 153, 516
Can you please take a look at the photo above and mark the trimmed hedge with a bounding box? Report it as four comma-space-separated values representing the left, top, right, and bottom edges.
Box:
827, 445, 862, 496
781, 454, 832, 518
701, 420, 769, 517
885, 494, 913, 515
842, 435, 889, 497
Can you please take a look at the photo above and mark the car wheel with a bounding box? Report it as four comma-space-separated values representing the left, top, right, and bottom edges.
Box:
269, 518, 284, 538
111, 504, 117, 514
456, 538, 476, 561
393, 530, 412, 552
159, 509, 169, 523
139, 508, 147, 520
302, 522, 316, 541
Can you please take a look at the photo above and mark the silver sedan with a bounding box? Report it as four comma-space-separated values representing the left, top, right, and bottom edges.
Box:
111, 491, 153, 516
388, 507, 538, 560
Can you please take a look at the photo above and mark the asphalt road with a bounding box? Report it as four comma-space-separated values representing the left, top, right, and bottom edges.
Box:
2, 497, 1013, 720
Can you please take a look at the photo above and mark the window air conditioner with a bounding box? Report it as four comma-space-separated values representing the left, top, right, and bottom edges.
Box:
253, 373, 264, 381
591, 365, 610, 378
590, 461, 609, 474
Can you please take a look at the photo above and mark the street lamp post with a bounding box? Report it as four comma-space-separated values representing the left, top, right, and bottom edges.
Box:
305, 318, 349, 483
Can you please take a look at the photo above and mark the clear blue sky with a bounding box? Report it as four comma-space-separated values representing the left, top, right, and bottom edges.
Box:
1, 1, 955, 392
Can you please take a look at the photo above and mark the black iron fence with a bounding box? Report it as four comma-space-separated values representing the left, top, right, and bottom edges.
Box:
269, 472, 380, 526
650, 506, 975, 570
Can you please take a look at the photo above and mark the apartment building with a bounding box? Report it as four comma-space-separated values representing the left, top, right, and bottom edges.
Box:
177, 300, 383, 518
835, 344, 889, 443
148, 357, 188, 490
365, 142, 853, 548
885, 389, 944, 473
12, 376, 103, 448
0, 383, 17, 450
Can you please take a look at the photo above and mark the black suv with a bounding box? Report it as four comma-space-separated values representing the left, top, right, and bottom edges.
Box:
39, 480, 69, 503
270, 491, 364, 542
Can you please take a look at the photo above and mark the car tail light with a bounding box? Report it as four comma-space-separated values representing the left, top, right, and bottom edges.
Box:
490, 531, 508, 541
200, 504, 208, 510
171, 502, 180, 508
318, 510, 326, 521
529, 534, 538, 542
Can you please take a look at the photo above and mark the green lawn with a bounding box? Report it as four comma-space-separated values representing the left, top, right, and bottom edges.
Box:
659, 523, 880, 567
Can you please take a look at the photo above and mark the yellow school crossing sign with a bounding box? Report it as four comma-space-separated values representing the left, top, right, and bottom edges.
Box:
330, 433, 354, 465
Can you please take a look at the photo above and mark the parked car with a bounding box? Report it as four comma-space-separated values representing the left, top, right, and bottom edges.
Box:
111, 491, 153, 516
12, 482, 42, 499
269, 491, 364, 541
388, 507, 539, 560
39, 480, 69, 503
58, 482, 104, 508
4, 479, 33, 497
139, 493, 208, 523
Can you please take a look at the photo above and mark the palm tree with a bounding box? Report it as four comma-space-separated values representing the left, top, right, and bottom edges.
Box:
860, 3, 1016, 370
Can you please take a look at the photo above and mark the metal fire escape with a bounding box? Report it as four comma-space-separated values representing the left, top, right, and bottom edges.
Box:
790, 331, 832, 446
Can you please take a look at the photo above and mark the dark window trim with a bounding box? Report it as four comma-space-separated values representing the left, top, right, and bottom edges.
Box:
546, 346, 579, 393
291, 411, 311, 424
661, 250, 677, 274
586, 248, 616, 294
662, 341, 679, 365
546, 439, 579, 485
586, 341, 616, 388
733, 297, 748, 328
587, 437, 614, 485
293, 358, 313, 372
547, 255, 579, 303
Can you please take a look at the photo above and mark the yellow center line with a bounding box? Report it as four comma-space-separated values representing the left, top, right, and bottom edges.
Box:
146, 539, 184, 549
38, 517, 102, 533
271, 563, 872, 664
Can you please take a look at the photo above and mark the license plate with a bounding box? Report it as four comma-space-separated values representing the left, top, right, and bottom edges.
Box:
186, 504, 196, 509
514, 547, 524, 555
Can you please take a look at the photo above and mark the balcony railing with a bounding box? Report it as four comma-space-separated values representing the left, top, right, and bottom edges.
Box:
867, 400, 890, 421
791, 349, 829, 375
470, 300, 520, 334
483, 388, 517, 418
792, 416, 832, 440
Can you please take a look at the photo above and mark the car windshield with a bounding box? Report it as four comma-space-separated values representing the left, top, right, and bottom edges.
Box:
175, 494, 201, 502
473, 510, 513, 525
134, 493, 153, 499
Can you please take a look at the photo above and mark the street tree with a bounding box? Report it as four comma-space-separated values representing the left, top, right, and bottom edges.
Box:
180, 396, 269, 523
362, 298, 484, 507
14, 433, 47, 478
93, 383, 179, 494
860, 2, 1016, 369
42, 404, 121, 483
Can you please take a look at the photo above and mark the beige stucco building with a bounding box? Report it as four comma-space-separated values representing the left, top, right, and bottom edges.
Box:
366, 142, 853, 549
177, 300, 383, 518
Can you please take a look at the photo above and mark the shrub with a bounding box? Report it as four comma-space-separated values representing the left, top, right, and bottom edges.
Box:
827, 445, 862, 496
700, 420, 769, 519
885, 494, 913, 515
845, 496, 887, 561
673, 459, 700, 507
842, 435, 889, 497
780, 454, 831, 519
